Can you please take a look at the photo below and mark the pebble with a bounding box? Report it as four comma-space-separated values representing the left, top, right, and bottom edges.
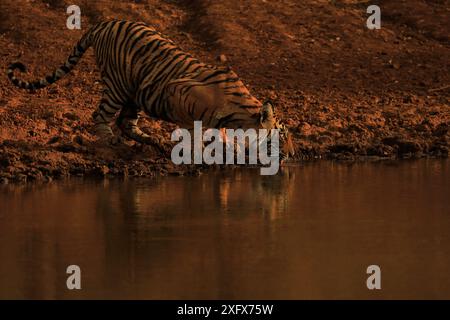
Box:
217, 54, 228, 63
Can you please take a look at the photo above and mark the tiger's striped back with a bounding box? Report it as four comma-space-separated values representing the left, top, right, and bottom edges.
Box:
162, 66, 263, 129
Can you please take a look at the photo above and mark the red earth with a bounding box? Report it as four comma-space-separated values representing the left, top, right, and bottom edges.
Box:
0, 0, 449, 183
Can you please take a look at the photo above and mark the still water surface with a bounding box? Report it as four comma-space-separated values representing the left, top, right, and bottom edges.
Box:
0, 160, 449, 299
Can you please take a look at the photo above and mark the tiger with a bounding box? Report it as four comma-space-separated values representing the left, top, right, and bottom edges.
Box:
7, 20, 295, 160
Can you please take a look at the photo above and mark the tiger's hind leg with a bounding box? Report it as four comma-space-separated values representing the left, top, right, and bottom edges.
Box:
116, 103, 167, 154
92, 89, 123, 144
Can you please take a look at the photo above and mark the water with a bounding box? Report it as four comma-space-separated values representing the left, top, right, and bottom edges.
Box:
0, 160, 449, 299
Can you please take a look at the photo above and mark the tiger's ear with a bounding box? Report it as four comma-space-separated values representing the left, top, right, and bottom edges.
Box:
260, 100, 275, 125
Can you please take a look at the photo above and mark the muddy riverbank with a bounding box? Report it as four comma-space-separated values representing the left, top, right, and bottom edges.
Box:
1, 0, 449, 183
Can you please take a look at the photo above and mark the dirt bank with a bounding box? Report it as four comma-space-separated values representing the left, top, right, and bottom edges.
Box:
0, 0, 449, 183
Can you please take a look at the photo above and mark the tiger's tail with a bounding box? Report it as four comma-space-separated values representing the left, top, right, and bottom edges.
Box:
7, 28, 93, 91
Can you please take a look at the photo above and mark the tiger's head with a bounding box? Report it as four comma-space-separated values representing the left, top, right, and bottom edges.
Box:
259, 100, 295, 161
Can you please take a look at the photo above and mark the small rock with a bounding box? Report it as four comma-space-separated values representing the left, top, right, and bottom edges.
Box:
99, 165, 109, 176
388, 59, 400, 69
398, 140, 421, 155
48, 136, 60, 144
55, 143, 76, 153
15, 174, 27, 183
267, 90, 277, 100
217, 54, 228, 63
73, 135, 84, 145
28, 130, 37, 137
328, 119, 344, 131
63, 112, 80, 121
297, 122, 312, 136
128, 168, 138, 176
